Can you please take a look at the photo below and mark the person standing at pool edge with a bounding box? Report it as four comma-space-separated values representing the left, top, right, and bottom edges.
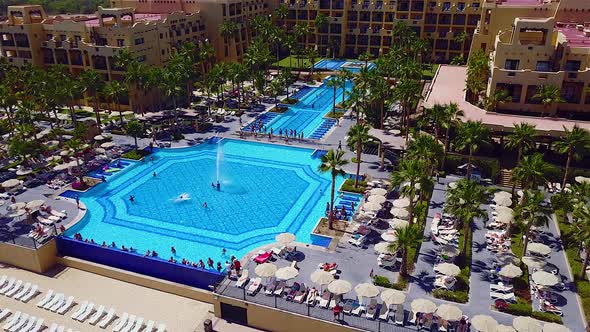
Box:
216, 181, 220, 191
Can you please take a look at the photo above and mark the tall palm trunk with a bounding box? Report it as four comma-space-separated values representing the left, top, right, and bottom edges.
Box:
523, 222, 532, 257
93, 95, 101, 127
408, 200, 415, 226
332, 85, 336, 115
380, 101, 384, 129
355, 141, 361, 187
442, 126, 451, 169
400, 249, 408, 276
467, 147, 473, 179
511, 148, 523, 197
462, 220, 470, 255
329, 174, 336, 230
562, 149, 573, 188
581, 245, 590, 280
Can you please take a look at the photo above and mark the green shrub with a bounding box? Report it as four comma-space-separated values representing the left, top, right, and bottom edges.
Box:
281, 97, 298, 104
432, 289, 468, 303
444, 154, 500, 180
373, 275, 392, 288
505, 300, 533, 316
325, 112, 345, 119
122, 149, 150, 160
341, 178, 367, 193
531, 312, 563, 324
111, 129, 125, 135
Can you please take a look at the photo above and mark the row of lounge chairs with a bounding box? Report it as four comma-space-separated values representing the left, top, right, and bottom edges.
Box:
1, 309, 45, 332
0, 276, 39, 303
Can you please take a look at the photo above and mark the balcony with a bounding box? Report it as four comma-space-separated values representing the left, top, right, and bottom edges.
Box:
1, 40, 14, 47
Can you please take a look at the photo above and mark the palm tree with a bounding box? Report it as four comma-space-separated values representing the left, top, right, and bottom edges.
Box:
554, 125, 590, 187
337, 69, 353, 105
126, 120, 144, 148
372, 75, 391, 129
326, 78, 339, 116
66, 138, 86, 183
505, 122, 538, 195
359, 51, 372, 68
533, 84, 564, 116
424, 103, 446, 140
393, 79, 422, 143
198, 41, 215, 72
306, 47, 319, 76
406, 132, 444, 174
454, 121, 490, 179
274, 4, 289, 29
440, 103, 463, 169
465, 49, 489, 102
220, 20, 239, 44
347, 123, 370, 187
318, 149, 348, 229
388, 225, 422, 276
314, 13, 329, 35
80, 70, 105, 127
102, 81, 128, 125
573, 203, 590, 280
391, 158, 427, 225
511, 153, 554, 194
62, 75, 83, 125
483, 88, 511, 112
514, 190, 551, 255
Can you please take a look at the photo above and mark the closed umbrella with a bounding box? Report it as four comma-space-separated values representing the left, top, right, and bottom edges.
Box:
440, 245, 460, 257
434, 263, 461, 277
101, 142, 116, 148
254, 263, 277, 278
392, 198, 410, 208
575, 176, 590, 184
374, 242, 392, 254
94, 135, 106, 141
95, 147, 106, 154
53, 163, 70, 171
328, 279, 352, 295
275, 232, 296, 245
368, 195, 386, 204
369, 188, 387, 196
471, 315, 498, 332
381, 231, 398, 242
310, 270, 334, 286
275, 266, 298, 280
499, 263, 523, 279
435, 304, 462, 321
389, 218, 409, 230
513, 316, 542, 332
531, 271, 559, 287
380, 289, 405, 305
527, 243, 551, 256
411, 299, 436, 314
522, 256, 546, 269
391, 208, 409, 219
25, 200, 45, 210
16, 168, 32, 176
543, 323, 571, 332
354, 283, 379, 298
2, 179, 20, 189
497, 325, 517, 332
363, 201, 382, 211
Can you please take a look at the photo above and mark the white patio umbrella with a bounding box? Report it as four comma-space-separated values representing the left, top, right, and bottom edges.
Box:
59, 150, 72, 156
275, 266, 299, 280
497, 253, 520, 265
499, 263, 523, 279
9, 209, 26, 218
497, 325, 517, 332
522, 256, 546, 269
434, 263, 461, 277
494, 196, 512, 207
494, 191, 512, 200
16, 168, 32, 176
2, 179, 20, 189
381, 231, 398, 242
527, 243, 551, 256
513, 316, 542, 332
435, 304, 462, 321
122, 111, 134, 116
471, 315, 498, 332
374, 242, 392, 254
95, 147, 106, 154
46, 155, 60, 162
531, 271, 559, 287
410, 299, 436, 314
8, 202, 25, 211
0, 200, 5, 207
328, 279, 352, 295
254, 263, 277, 278
368, 195, 386, 204
543, 323, 571, 332
369, 188, 387, 196
53, 163, 70, 171
94, 135, 106, 141
495, 206, 514, 224
575, 176, 590, 184
392, 198, 410, 208
447, 182, 457, 189
389, 218, 409, 230
380, 289, 405, 305
391, 208, 409, 219
275, 232, 296, 245
439, 245, 460, 257
101, 142, 116, 148
354, 283, 379, 298
310, 270, 334, 286
363, 201, 382, 211
25, 200, 45, 210
68, 159, 84, 168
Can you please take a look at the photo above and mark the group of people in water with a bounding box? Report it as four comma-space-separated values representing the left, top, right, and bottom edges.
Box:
241, 120, 305, 142
325, 201, 355, 221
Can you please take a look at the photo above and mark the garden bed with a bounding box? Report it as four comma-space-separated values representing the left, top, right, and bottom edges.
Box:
340, 178, 367, 194
312, 217, 346, 238
122, 149, 151, 160
325, 111, 345, 119
433, 224, 471, 303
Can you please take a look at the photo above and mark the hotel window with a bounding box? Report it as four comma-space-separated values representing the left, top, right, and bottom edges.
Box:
442, 2, 451, 11
457, 2, 465, 11
134, 37, 145, 45
117, 39, 125, 46
471, 2, 479, 9
535, 61, 549, 72
137, 55, 146, 62
504, 59, 519, 70
565, 60, 581, 71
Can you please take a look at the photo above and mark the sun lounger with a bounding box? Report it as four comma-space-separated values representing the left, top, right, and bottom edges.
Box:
253, 252, 272, 264
12, 282, 30, 300
264, 278, 278, 296
47, 323, 58, 332
144, 320, 155, 332
29, 318, 44, 332
50, 294, 67, 312
130, 317, 144, 332
329, 294, 342, 309
0, 309, 10, 323
98, 308, 117, 328
490, 291, 516, 302
0, 276, 6, 287
365, 299, 378, 319
50, 209, 67, 219
71, 301, 88, 319
247, 278, 262, 295
113, 313, 130, 332
351, 301, 366, 316
0, 278, 16, 295
409, 310, 417, 325
394, 305, 404, 325
44, 293, 63, 310
378, 303, 389, 321
348, 234, 366, 247
293, 284, 308, 303
273, 281, 287, 296
5, 280, 22, 297
342, 299, 355, 314
306, 289, 318, 306
57, 296, 75, 315
156, 323, 166, 332
318, 291, 332, 308
235, 270, 249, 288
422, 317, 433, 331
36, 289, 54, 307
490, 284, 513, 293
77, 302, 94, 321
19, 315, 36, 332
88, 305, 105, 324
2, 311, 20, 331
119, 315, 136, 332
8, 313, 28, 332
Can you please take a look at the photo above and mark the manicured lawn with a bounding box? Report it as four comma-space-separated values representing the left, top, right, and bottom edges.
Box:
422, 64, 440, 80
274, 56, 315, 68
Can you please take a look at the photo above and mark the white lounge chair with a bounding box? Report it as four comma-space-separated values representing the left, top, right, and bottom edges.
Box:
0, 278, 16, 295
246, 278, 262, 295
77, 302, 94, 322
88, 305, 105, 324
351, 303, 366, 316
29, 318, 44, 332
12, 282, 30, 300
47, 323, 58, 332
71, 301, 88, 320
56, 325, 65, 332
98, 308, 116, 328
112, 312, 129, 332
21, 285, 39, 302
19, 315, 36, 332
1, 311, 20, 331
130, 317, 144, 332
144, 320, 155, 332
490, 291, 516, 302
0, 309, 10, 322
235, 270, 249, 288
155, 323, 166, 332
0, 275, 7, 287
8, 312, 28, 332
5, 280, 22, 297
50, 294, 66, 312
50, 209, 67, 219
120, 315, 136, 332
378, 304, 390, 320
57, 296, 75, 314
44, 293, 63, 310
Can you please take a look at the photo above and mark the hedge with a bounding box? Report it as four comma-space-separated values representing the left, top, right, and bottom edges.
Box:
122, 149, 150, 160
432, 289, 468, 303
444, 154, 500, 181
341, 178, 367, 194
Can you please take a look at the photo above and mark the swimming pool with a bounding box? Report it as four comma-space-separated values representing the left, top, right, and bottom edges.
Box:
65, 139, 360, 265
314, 59, 376, 72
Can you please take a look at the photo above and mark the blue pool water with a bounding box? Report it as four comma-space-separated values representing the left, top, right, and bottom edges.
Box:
314, 59, 376, 72
65, 139, 360, 264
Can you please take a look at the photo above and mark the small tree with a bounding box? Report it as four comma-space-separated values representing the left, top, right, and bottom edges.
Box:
347, 123, 370, 187
388, 225, 422, 276
318, 149, 348, 229
573, 204, 590, 280
126, 120, 144, 148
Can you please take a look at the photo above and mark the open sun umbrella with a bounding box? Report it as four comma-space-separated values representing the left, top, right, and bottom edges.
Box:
391, 208, 409, 219
59, 150, 72, 156
497, 325, 517, 332
435, 304, 462, 321
434, 263, 461, 277
16, 168, 32, 176
522, 256, 546, 269
254, 263, 277, 278
411, 299, 436, 314
101, 142, 116, 149
363, 201, 382, 211
8, 202, 26, 211
440, 245, 460, 257
543, 323, 571, 332
354, 283, 379, 298
2, 179, 20, 189
380, 289, 405, 305
389, 218, 409, 230
25, 200, 45, 210
531, 271, 559, 287
53, 163, 70, 171
513, 316, 542, 332
448, 182, 457, 189
497, 253, 520, 265
494, 196, 512, 207
575, 176, 590, 184
9, 209, 26, 218
94, 134, 106, 141
368, 195, 386, 204
369, 188, 387, 196
374, 242, 393, 254
392, 198, 410, 208
275, 232, 296, 245
471, 315, 498, 332
275, 266, 299, 280
381, 231, 398, 242
499, 263, 523, 279
310, 270, 334, 286
527, 243, 551, 256
95, 147, 106, 154
495, 206, 514, 224
328, 279, 352, 295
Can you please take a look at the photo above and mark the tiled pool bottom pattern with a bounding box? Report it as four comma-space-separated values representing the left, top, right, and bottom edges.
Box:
314, 59, 376, 72
66, 140, 353, 263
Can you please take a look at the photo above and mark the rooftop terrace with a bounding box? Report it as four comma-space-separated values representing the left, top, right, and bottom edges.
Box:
557, 25, 590, 48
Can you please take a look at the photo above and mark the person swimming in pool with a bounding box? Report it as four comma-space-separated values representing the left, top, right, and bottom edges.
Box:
202, 202, 208, 208
153, 172, 157, 177
129, 195, 135, 202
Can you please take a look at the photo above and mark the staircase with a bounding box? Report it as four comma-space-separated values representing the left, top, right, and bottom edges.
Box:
242, 112, 278, 132
309, 118, 337, 140
499, 169, 521, 189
